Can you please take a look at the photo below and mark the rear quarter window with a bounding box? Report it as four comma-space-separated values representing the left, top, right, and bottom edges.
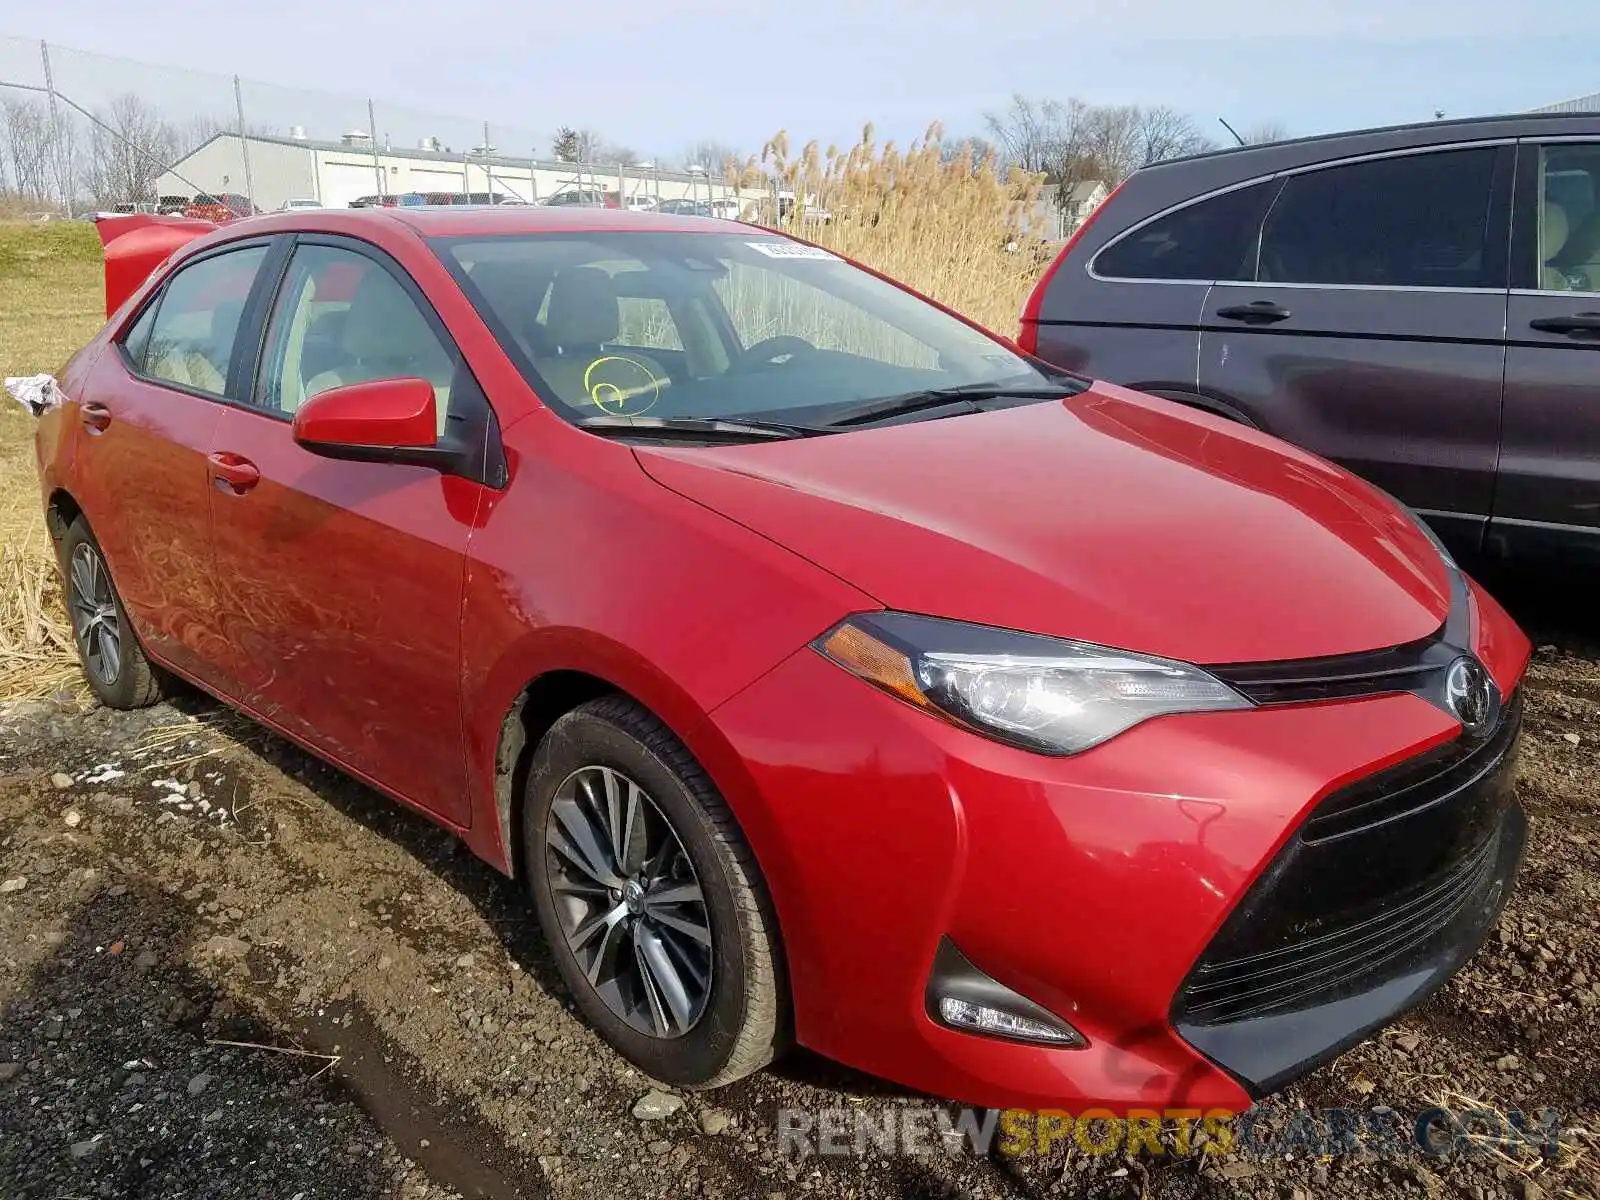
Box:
1092, 180, 1279, 282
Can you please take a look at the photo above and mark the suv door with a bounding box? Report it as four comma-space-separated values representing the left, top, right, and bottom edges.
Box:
204, 236, 502, 826
1198, 145, 1513, 554
1032, 180, 1280, 407
75, 240, 274, 692
1494, 138, 1600, 561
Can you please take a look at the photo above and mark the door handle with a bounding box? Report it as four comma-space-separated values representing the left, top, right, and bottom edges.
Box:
80, 402, 112, 433
207, 451, 260, 494
1529, 312, 1600, 336
1216, 301, 1291, 325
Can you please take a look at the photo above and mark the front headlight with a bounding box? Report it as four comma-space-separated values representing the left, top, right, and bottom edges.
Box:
814, 612, 1251, 756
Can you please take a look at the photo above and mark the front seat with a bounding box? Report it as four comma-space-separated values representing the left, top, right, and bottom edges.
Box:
305, 271, 454, 435
534, 267, 668, 414
1541, 201, 1572, 291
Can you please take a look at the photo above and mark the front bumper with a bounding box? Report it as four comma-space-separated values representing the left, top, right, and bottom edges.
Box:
699, 578, 1530, 1113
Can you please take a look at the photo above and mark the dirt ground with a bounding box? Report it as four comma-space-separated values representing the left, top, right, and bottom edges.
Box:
1, 560, 1597, 1200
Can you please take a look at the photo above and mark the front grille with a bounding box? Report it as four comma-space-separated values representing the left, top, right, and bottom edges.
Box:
1305, 693, 1522, 843
1174, 692, 1521, 1030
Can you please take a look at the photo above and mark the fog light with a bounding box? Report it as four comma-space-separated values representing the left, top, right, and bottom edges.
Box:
938, 997, 1081, 1045
925, 937, 1085, 1047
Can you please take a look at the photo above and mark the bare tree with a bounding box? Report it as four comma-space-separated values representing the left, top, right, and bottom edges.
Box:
1133, 106, 1216, 166
2, 97, 55, 204
983, 95, 1088, 175
1243, 121, 1289, 145
83, 93, 179, 207
680, 138, 741, 175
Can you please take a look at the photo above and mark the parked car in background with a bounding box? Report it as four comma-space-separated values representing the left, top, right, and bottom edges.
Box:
184, 193, 256, 222
656, 199, 712, 217
42, 207, 1528, 1115
541, 187, 621, 209
278, 198, 324, 212
1021, 110, 1600, 566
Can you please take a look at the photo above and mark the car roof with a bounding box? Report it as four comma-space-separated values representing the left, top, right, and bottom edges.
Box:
227, 205, 755, 239
1156, 110, 1600, 171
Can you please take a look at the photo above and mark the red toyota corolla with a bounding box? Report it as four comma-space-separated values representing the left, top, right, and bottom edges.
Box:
35, 207, 1529, 1113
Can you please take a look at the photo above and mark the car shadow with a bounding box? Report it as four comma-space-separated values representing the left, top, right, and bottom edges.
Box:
1461, 556, 1600, 657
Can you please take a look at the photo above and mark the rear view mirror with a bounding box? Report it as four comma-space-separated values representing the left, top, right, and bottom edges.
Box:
292, 378, 438, 461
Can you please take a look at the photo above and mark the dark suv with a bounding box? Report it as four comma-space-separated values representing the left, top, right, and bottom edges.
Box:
1021, 111, 1600, 564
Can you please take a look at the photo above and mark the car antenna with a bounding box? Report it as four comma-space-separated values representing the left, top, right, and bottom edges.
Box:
1218, 118, 1246, 148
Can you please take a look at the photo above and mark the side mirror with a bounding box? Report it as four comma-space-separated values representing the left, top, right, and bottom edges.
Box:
292, 378, 439, 462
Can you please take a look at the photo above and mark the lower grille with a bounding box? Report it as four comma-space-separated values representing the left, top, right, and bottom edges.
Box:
1179, 827, 1502, 1024
1173, 691, 1524, 1093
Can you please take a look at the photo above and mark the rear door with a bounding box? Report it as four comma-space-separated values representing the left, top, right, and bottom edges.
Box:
75, 239, 275, 693
1198, 145, 1514, 552
1493, 136, 1600, 561
1031, 180, 1280, 409
203, 236, 500, 825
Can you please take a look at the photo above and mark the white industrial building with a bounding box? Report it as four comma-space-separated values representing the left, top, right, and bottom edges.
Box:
155, 130, 755, 213
1533, 92, 1600, 114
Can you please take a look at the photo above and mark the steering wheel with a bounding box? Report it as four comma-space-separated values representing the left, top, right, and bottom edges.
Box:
731, 336, 817, 373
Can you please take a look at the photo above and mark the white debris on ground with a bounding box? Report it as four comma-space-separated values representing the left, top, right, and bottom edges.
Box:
4, 373, 64, 417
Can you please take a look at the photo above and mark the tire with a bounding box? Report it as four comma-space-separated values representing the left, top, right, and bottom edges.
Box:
522, 695, 787, 1089
59, 517, 168, 710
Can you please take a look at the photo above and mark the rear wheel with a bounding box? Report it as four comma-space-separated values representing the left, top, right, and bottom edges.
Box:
522, 696, 787, 1088
60, 518, 167, 710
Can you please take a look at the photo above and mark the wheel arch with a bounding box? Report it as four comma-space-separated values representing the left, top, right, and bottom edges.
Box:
1136, 386, 1262, 429
45, 487, 84, 546
491, 668, 621, 882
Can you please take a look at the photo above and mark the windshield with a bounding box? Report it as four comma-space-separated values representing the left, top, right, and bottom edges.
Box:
432, 232, 1059, 427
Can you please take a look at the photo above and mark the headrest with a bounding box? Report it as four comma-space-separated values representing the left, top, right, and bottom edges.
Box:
1542, 201, 1570, 261
339, 269, 436, 361
544, 267, 618, 348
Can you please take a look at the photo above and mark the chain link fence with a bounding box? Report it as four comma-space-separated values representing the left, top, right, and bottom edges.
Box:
0, 36, 760, 218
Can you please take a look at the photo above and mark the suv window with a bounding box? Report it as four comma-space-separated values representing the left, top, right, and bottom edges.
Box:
1259, 148, 1501, 288
1537, 144, 1600, 293
255, 243, 456, 434
1093, 181, 1278, 282
139, 246, 268, 396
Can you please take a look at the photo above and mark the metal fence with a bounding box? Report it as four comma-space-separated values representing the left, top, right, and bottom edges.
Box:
0, 35, 755, 216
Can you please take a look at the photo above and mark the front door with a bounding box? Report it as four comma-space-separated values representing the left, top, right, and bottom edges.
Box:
1494, 136, 1600, 561
204, 237, 493, 825
1199, 145, 1514, 555
75, 241, 273, 692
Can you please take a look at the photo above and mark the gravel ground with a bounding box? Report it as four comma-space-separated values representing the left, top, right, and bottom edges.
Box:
1, 562, 1597, 1200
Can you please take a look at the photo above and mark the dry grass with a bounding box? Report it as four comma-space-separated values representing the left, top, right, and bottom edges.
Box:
733, 124, 1055, 332
0, 219, 103, 701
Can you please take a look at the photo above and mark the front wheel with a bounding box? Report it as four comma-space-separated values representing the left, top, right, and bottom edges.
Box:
60, 518, 168, 709
522, 696, 787, 1088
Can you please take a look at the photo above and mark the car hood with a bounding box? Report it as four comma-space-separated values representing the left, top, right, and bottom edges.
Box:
634, 383, 1453, 664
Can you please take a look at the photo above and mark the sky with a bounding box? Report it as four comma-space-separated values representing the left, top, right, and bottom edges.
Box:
4, 1, 1600, 161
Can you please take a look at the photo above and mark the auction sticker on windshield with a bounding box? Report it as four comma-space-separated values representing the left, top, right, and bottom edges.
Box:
747, 241, 836, 260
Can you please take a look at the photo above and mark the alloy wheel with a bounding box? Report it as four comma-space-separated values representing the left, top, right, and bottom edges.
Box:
543, 765, 714, 1039
68, 542, 122, 686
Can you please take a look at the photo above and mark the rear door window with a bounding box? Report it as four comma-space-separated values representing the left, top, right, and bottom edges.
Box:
1259, 148, 1502, 288
1092, 181, 1279, 282
139, 246, 269, 397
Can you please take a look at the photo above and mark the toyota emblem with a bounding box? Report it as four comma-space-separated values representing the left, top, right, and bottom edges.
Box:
1445, 656, 1496, 734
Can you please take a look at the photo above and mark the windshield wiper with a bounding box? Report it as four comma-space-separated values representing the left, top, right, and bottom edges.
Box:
577, 415, 824, 442
815, 383, 1081, 429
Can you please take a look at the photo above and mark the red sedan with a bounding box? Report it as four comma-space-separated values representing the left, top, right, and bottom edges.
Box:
36, 207, 1529, 1113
